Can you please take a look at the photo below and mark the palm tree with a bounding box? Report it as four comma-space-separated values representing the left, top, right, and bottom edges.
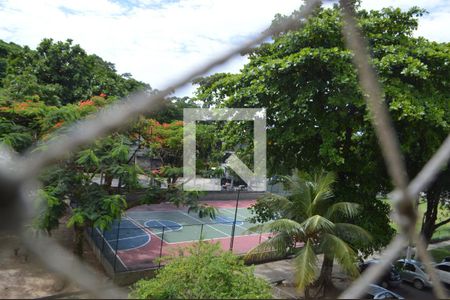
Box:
247, 170, 371, 297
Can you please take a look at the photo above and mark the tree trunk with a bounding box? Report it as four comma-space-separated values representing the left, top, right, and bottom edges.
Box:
118, 177, 122, 194
304, 285, 312, 299
315, 255, 336, 297
104, 174, 113, 188
420, 185, 442, 246
419, 165, 449, 246
74, 224, 84, 257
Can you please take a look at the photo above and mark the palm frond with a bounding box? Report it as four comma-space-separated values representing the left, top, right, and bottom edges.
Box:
294, 240, 318, 291
321, 233, 359, 278
325, 202, 360, 220
301, 215, 335, 235
310, 171, 335, 213
247, 219, 304, 237
282, 170, 312, 212
245, 232, 292, 260
259, 192, 291, 205
334, 223, 372, 245
258, 192, 292, 215
245, 223, 266, 234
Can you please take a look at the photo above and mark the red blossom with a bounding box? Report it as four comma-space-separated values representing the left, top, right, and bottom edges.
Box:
17, 102, 29, 110
99, 93, 107, 98
79, 100, 95, 107
53, 121, 64, 129
154, 136, 163, 143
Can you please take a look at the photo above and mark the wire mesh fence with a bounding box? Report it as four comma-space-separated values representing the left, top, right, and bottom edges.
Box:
0, 0, 449, 298
85, 220, 275, 274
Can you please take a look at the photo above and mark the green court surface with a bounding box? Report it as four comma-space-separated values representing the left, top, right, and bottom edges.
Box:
125, 208, 256, 243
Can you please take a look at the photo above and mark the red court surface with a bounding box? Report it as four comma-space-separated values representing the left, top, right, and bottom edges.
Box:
109, 200, 272, 272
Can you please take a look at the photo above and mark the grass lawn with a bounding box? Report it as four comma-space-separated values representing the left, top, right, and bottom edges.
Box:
430, 245, 450, 262
384, 199, 450, 242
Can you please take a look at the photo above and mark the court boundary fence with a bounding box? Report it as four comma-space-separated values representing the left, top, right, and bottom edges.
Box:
85, 218, 277, 276
0, 0, 449, 298
84, 218, 287, 287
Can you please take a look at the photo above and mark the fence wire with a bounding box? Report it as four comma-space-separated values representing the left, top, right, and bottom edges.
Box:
86, 220, 274, 274
0, 0, 449, 298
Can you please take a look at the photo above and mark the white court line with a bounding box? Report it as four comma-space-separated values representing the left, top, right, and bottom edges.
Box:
125, 210, 270, 245
95, 228, 128, 270
221, 208, 249, 220
127, 210, 261, 242
128, 209, 248, 222
154, 220, 178, 233
143, 220, 164, 234
107, 234, 149, 242
126, 210, 189, 215
132, 216, 244, 229
215, 216, 246, 230
216, 215, 244, 225
162, 232, 269, 245
144, 219, 184, 234
217, 210, 249, 231
180, 211, 231, 237
118, 217, 152, 251
130, 210, 244, 238
125, 216, 165, 245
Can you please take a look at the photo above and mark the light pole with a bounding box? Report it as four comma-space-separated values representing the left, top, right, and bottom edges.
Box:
229, 187, 241, 251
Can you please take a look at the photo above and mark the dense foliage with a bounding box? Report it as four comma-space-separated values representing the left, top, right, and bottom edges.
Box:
0, 38, 149, 105
247, 171, 370, 297
1, 3, 448, 265
0, 38, 218, 255
130, 242, 272, 299
194, 4, 449, 250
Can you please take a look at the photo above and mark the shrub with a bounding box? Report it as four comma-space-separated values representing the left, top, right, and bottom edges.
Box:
129, 242, 272, 299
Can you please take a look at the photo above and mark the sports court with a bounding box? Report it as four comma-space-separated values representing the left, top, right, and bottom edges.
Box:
91, 200, 271, 271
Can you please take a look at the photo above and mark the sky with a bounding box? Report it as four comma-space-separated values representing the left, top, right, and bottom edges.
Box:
0, 0, 449, 97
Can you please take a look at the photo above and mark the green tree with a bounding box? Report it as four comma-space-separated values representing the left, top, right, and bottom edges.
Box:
144, 96, 197, 123
0, 38, 150, 105
130, 241, 272, 299
0, 40, 22, 84
33, 187, 67, 236
0, 94, 217, 254
38, 134, 137, 256
17, 97, 143, 255
0, 98, 54, 151
247, 170, 370, 297
194, 4, 449, 249
0, 117, 33, 151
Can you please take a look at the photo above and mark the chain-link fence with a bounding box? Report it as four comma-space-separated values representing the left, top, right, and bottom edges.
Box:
1, 0, 449, 298
85, 219, 274, 274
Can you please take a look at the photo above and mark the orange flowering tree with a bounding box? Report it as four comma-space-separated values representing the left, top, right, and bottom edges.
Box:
0, 93, 224, 254
0, 94, 143, 256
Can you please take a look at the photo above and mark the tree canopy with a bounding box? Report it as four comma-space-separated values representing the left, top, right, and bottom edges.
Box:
0, 37, 211, 256
194, 5, 449, 251
130, 241, 272, 299
0, 38, 149, 105
247, 171, 371, 296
